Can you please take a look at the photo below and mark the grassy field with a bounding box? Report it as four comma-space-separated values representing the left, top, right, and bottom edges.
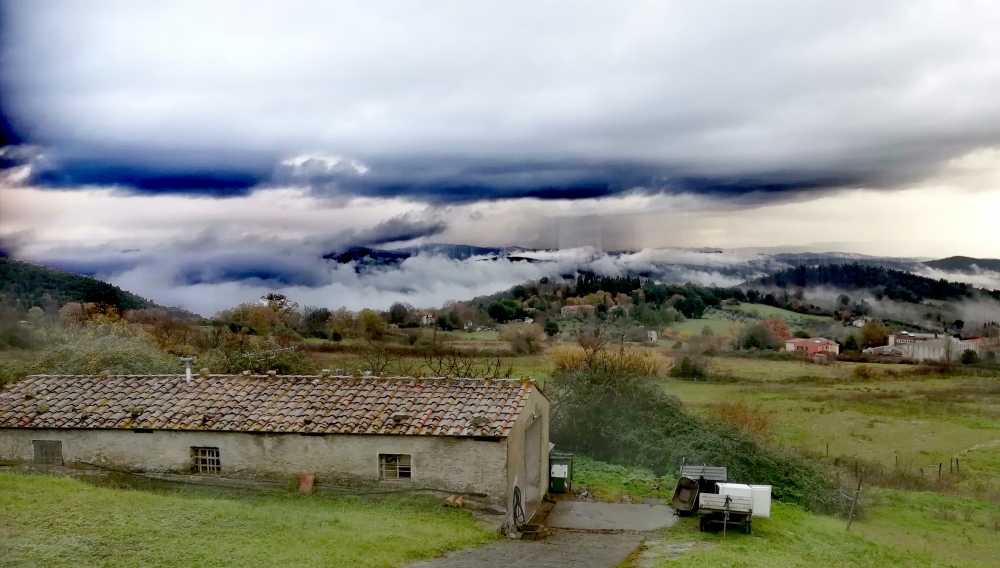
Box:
632, 498, 997, 567
664, 357, 1000, 495
572, 455, 1000, 566
722, 303, 833, 323
0, 472, 493, 568
666, 319, 740, 336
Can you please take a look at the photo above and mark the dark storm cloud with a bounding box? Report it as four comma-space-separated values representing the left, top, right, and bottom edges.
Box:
4, 1, 1000, 201
29, 211, 450, 289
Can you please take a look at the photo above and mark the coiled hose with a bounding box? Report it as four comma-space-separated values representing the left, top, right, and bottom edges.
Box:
512, 486, 526, 531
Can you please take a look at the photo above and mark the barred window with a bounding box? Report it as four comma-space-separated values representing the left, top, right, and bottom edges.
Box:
379, 454, 411, 480
33, 440, 62, 465
191, 447, 221, 473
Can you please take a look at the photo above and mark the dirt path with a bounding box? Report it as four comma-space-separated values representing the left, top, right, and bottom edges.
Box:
407, 531, 643, 568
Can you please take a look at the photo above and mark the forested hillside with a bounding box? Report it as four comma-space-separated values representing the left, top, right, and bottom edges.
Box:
0, 258, 195, 316
754, 263, 1000, 303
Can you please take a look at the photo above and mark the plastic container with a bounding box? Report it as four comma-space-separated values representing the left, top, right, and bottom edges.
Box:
749, 485, 772, 518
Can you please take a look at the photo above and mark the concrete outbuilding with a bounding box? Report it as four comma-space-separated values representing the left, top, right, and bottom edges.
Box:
0, 374, 549, 526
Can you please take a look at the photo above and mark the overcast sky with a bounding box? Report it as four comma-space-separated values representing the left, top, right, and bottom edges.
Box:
3, 1, 1000, 312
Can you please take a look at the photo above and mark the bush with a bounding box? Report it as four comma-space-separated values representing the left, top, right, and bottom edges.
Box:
669, 356, 706, 379
546, 342, 668, 375
707, 401, 776, 439
500, 323, 545, 354
32, 331, 179, 376
544, 320, 559, 337
961, 349, 981, 365
548, 367, 837, 511
739, 324, 780, 350
199, 335, 317, 375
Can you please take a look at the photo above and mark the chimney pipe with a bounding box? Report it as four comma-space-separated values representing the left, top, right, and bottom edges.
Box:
179, 356, 197, 381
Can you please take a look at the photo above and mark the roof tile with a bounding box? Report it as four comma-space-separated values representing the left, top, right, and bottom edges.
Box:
0, 375, 536, 437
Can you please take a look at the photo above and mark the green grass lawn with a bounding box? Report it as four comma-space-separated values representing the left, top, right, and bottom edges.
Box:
666, 319, 740, 336
634, 499, 988, 567
0, 472, 493, 568
570, 456, 676, 502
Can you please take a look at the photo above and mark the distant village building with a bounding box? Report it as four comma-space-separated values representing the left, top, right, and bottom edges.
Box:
888, 331, 940, 345
646, 331, 658, 343
785, 337, 840, 357
417, 312, 435, 326
0, 374, 550, 526
898, 337, 980, 362
560, 305, 596, 317
851, 317, 874, 328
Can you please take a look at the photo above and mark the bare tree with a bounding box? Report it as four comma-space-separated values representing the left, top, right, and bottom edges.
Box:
424, 347, 514, 379
357, 339, 395, 376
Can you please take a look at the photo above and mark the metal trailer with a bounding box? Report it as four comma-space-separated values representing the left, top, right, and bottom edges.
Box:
697, 494, 754, 534
679, 465, 728, 496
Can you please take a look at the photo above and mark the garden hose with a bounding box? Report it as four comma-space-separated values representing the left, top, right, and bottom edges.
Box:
512, 486, 526, 531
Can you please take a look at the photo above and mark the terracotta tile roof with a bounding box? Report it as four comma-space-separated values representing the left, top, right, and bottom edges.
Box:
0, 375, 539, 437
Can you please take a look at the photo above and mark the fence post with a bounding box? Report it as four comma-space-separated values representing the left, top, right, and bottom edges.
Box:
846, 478, 863, 531
938, 462, 942, 480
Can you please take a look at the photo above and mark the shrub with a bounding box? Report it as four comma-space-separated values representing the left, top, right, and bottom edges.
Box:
669, 356, 706, 379
546, 342, 668, 375
500, 323, 545, 354
760, 318, 791, 341
852, 365, 877, 380
544, 320, 559, 337
199, 334, 317, 375
739, 324, 780, 350
707, 401, 776, 439
31, 331, 179, 376
961, 349, 981, 365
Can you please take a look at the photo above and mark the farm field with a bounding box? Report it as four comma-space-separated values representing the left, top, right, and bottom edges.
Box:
666, 318, 740, 336
663, 357, 1000, 497
721, 303, 833, 323
0, 472, 492, 568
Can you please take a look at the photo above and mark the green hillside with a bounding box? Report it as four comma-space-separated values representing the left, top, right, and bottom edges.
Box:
0, 257, 196, 317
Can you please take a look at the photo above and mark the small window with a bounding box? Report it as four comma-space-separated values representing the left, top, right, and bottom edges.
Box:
191, 447, 221, 473
33, 440, 62, 465
379, 454, 411, 481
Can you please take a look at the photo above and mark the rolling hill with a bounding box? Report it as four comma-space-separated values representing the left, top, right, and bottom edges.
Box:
0, 257, 199, 317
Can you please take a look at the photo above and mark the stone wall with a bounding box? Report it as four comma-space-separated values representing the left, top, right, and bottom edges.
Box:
0, 429, 509, 503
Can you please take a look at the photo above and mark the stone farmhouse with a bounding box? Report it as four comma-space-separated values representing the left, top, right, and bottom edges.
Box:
0, 374, 550, 525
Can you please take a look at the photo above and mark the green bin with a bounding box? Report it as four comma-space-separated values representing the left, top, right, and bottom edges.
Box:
549, 451, 573, 493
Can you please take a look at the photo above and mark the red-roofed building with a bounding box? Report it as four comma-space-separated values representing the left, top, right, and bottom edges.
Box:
785, 337, 840, 357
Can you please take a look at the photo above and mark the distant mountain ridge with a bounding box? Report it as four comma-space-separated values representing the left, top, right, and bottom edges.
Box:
751, 263, 1000, 303
0, 257, 200, 317
923, 256, 1000, 273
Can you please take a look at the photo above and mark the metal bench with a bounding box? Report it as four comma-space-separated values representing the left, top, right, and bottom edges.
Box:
679, 465, 727, 481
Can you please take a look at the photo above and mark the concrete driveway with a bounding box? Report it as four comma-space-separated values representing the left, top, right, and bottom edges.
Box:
407, 531, 643, 568
408, 501, 679, 568
545, 501, 678, 531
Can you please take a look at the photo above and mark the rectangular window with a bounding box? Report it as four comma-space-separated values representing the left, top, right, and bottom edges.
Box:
33, 440, 63, 465
191, 447, 221, 473
379, 454, 411, 481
